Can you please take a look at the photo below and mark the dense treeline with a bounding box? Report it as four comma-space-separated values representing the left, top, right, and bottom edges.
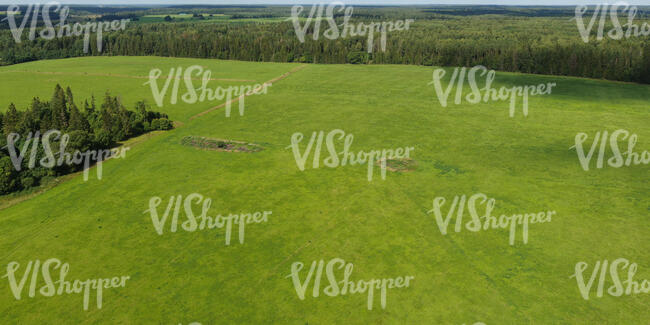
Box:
0, 85, 173, 194
0, 6, 648, 83
1, 5, 643, 21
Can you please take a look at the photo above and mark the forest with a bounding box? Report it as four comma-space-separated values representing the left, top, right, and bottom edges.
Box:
0, 6, 648, 83
0, 85, 173, 195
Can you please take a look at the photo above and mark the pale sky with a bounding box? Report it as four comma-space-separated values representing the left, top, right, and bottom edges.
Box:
4, 0, 649, 6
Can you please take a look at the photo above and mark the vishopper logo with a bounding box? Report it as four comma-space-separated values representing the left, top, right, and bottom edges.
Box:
145, 65, 271, 117
2, 2, 130, 53
287, 129, 415, 181
287, 2, 414, 53
429, 65, 556, 117
2, 130, 130, 181
2, 258, 130, 311
571, 129, 650, 171
571, 258, 650, 300
143, 193, 271, 246
287, 258, 414, 310
427, 193, 555, 245
573, 2, 650, 43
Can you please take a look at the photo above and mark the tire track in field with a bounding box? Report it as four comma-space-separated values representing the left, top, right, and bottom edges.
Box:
398, 183, 529, 320
0, 70, 256, 82
0, 132, 161, 260
188, 64, 308, 121
84, 65, 310, 318
0, 215, 56, 261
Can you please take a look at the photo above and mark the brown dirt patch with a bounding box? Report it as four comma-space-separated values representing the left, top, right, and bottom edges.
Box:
180, 136, 263, 152
376, 158, 417, 172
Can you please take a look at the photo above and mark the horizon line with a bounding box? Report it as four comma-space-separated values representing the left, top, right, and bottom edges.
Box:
2, 2, 649, 7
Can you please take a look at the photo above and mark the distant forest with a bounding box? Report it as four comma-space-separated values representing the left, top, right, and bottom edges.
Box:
0, 5, 648, 83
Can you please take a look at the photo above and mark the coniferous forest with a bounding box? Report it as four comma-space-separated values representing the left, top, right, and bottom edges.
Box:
0, 5, 648, 84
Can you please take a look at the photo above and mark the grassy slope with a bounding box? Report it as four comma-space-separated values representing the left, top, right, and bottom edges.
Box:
0, 57, 648, 324
0, 57, 296, 122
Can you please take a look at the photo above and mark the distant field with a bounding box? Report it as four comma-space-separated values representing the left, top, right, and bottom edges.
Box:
0, 57, 648, 324
144, 14, 225, 18
139, 13, 228, 23
137, 14, 325, 24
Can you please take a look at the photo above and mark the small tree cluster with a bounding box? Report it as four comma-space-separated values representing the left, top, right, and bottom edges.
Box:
0, 85, 173, 195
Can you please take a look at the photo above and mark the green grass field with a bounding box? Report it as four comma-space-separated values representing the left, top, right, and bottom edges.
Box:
0, 57, 648, 324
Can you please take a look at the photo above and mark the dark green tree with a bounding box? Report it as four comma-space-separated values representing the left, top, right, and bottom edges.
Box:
3, 103, 20, 135
50, 84, 69, 131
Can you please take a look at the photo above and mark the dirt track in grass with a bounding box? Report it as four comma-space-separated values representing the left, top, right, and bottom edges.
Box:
188, 64, 308, 121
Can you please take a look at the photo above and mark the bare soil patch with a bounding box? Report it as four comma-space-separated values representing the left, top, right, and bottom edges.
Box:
376, 158, 417, 172
181, 136, 263, 152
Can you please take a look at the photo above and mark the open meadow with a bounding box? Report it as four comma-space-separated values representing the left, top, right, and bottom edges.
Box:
0, 56, 648, 324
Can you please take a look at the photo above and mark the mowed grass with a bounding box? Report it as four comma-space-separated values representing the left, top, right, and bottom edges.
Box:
0, 57, 648, 324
